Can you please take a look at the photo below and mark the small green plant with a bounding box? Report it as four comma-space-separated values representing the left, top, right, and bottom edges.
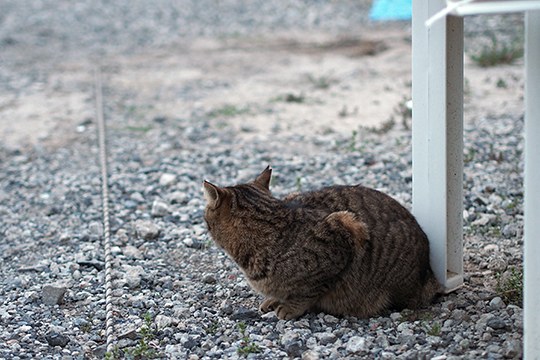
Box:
365, 117, 395, 135
469, 34, 524, 67
307, 74, 335, 89
394, 98, 412, 130
107, 312, 159, 359
424, 322, 442, 337
208, 104, 250, 118
338, 105, 358, 118
127, 312, 158, 359
205, 321, 220, 335
105, 347, 119, 360
496, 78, 508, 89
272, 93, 306, 103
496, 266, 523, 306
348, 130, 358, 152
295, 176, 302, 192
237, 322, 261, 356
81, 321, 92, 333
126, 125, 152, 133
464, 148, 476, 164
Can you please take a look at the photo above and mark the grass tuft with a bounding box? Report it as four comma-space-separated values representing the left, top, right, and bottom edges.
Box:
496, 266, 523, 306
208, 104, 251, 118
469, 34, 523, 67
237, 322, 261, 356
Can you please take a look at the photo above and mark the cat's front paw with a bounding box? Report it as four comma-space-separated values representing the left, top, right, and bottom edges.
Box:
259, 297, 280, 313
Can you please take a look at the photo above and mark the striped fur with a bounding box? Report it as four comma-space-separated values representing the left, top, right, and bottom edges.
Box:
203, 166, 441, 320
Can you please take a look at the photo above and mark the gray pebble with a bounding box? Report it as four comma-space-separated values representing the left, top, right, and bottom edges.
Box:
42, 284, 67, 305
489, 297, 506, 310
45, 331, 69, 347
346, 336, 368, 354
134, 220, 160, 240
487, 317, 507, 330
151, 199, 170, 217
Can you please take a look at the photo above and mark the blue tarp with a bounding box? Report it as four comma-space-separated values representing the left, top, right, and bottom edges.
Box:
369, 0, 412, 21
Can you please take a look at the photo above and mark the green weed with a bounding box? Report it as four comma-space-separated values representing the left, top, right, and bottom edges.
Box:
348, 130, 358, 152
469, 34, 523, 67
496, 266, 523, 306
424, 321, 442, 337
208, 104, 250, 118
496, 78, 508, 89
126, 125, 152, 133
272, 93, 306, 103
106, 312, 159, 359
295, 176, 302, 192
366, 117, 395, 135
237, 322, 261, 356
205, 321, 220, 335
307, 74, 335, 89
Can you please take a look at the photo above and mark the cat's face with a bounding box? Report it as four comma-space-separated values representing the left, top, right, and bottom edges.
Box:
202, 166, 273, 233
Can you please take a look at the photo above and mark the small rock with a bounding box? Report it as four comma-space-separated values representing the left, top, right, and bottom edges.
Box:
230, 307, 259, 321
45, 330, 69, 347
77, 260, 105, 271
487, 316, 507, 330
123, 265, 144, 289
346, 336, 368, 354
323, 314, 339, 324
472, 213, 496, 227
502, 224, 518, 238
159, 173, 177, 186
169, 191, 188, 204
488, 257, 507, 272
302, 350, 320, 360
483, 244, 499, 252
489, 297, 505, 310
284, 340, 304, 358
380, 351, 395, 359
155, 314, 174, 330
42, 284, 67, 305
151, 199, 170, 217
314, 332, 337, 345
122, 245, 143, 259
390, 312, 401, 322
183, 238, 206, 250
134, 220, 160, 240
503, 339, 522, 358
130, 192, 145, 203
118, 328, 139, 340
202, 274, 217, 284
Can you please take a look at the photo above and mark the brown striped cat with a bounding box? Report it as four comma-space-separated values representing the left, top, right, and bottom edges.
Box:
203, 166, 441, 320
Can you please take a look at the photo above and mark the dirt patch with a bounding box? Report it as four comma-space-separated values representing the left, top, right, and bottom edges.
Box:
0, 27, 524, 150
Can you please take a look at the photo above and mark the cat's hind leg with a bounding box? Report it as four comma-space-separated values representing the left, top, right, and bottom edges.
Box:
260, 297, 314, 320
259, 297, 280, 313
274, 299, 313, 320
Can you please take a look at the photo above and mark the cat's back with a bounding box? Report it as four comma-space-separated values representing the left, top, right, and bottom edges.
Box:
284, 184, 418, 228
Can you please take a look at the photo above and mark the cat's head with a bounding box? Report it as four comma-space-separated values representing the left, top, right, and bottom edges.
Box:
202, 166, 273, 232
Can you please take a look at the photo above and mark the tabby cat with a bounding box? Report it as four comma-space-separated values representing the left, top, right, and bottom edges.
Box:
203, 166, 440, 320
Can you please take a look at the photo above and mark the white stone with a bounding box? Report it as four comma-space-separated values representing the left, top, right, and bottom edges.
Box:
123, 265, 144, 289
134, 220, 160, 240
345, 336, 367, 354
155, 314, 174, 329
159, 173, 177, 186
152, 199, 170, 217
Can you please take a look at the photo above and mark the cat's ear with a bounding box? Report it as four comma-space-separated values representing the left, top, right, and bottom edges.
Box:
203, 180, 223, 209
254, 165, 272, 190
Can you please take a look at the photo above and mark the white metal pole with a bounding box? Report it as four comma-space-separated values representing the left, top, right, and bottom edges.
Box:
412, 0, 464, 292
524, 9, 540, 360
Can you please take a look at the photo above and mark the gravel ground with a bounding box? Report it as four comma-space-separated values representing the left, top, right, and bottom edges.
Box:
0, 1, 525, 359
